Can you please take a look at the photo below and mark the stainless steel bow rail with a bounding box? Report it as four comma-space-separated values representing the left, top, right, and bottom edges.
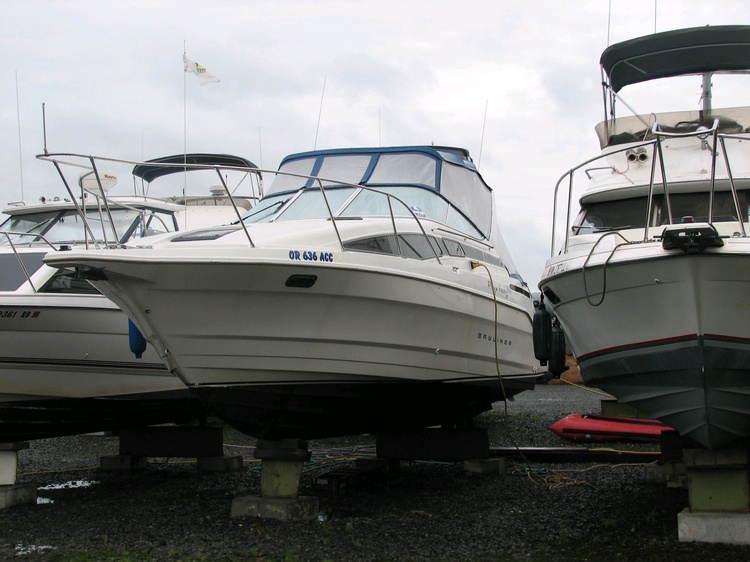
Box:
550, 118, 748, 257
35, 151, 443, 264
0, 232, 59, 293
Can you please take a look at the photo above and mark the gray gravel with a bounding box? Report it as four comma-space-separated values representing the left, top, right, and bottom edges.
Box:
1, 384, 748, 561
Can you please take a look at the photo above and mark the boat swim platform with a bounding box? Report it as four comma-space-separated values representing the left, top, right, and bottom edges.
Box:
0, 442, 36, 509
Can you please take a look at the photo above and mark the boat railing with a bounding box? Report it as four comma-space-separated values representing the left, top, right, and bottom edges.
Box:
36, 152, 443, 264
37, 152, 264, 249
0, 231, 60, 293
551, 118, 747, 255
235, 169, 443, 264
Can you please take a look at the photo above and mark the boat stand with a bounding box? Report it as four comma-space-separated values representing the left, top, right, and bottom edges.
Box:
0, 442, 36, 509
677, 447, 750, 545
99, 425, 242, 472
231, 438, 319, 521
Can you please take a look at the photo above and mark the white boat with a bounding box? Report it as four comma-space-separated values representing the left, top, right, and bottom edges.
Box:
536, 26, 750, 450
45, 145, 541, 440
0, 153, 261, 440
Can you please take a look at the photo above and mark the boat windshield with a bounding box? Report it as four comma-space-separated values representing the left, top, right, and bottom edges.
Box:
259, 147, 493, 239
0, 207, 179, 247
574, 189, 750, 234
242, 186, 484, 238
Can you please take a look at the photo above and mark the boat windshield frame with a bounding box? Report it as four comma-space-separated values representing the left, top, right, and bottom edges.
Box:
264, 146, 493, 240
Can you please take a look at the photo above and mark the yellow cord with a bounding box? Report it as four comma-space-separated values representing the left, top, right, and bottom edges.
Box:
558, 377, 615, 399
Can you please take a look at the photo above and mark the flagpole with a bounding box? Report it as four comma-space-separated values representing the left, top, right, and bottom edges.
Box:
183, 41, 188, 229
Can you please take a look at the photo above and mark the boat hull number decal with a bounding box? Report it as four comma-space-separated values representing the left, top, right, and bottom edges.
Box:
0, 310, 40, 319
289, 250, 334, 263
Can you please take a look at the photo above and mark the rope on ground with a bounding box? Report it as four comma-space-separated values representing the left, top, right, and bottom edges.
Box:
509, 463, 586, 489
558, 377, 615, 399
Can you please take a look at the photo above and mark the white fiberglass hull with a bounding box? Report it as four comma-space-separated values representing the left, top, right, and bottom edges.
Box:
540, 237, 750, 450
48, 247, 539, 439
0, 293, 205, 440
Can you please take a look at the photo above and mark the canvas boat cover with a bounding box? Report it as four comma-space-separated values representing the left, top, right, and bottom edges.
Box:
132, 154, 259, 183
601, 25, 750, 93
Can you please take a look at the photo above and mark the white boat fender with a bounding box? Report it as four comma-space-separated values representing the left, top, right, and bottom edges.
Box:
128, 319, 147, 359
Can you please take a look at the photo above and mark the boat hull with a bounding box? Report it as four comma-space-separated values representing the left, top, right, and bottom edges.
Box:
52, 248, 539, 439
196, 377, 532, 440
0, 296, 207, 440
541, 241, 750, 450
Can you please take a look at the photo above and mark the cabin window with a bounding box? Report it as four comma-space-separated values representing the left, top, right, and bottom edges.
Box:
343, 234, 444, 260
39, 268, 101, 295
575, 190, 750, 234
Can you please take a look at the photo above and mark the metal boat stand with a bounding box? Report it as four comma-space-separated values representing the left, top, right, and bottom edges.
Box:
0, 442, 36, 509
231, 438, 319, 521
99, 425, 243, 472
676, 447, 750, 545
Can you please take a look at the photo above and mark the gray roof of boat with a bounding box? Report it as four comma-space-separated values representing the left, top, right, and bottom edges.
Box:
132, 153, 260, 183
601, 25, 750, 92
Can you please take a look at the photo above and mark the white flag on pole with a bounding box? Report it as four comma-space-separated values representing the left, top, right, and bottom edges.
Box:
183, 54, 220, 86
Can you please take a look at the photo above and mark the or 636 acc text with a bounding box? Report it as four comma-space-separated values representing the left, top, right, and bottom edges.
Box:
289, 250, 334, 263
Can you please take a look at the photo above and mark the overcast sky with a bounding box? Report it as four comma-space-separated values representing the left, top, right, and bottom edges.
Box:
3, 0, 750, 287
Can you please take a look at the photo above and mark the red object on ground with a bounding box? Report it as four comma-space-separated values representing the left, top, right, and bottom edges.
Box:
549, 413, 675, 442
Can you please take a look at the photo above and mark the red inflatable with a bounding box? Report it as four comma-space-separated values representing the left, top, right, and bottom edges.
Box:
549, 413, 674, 442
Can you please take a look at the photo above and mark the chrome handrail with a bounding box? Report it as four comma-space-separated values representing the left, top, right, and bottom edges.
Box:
37, 151, 444, 265
0, 232, 59, 292
551, 118, 747, 255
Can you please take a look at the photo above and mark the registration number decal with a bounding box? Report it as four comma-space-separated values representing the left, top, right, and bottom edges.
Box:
0, 310, 40, 319
289, 250, 334, 263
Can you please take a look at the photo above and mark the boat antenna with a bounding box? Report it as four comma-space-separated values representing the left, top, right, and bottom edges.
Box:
314, 76, 326, 150
15, 71, 24, 200
478, 99, 488, 170
258, 127, 263, 169
607, 0, 612, 45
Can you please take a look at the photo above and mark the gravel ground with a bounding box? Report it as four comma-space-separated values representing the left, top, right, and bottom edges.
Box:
1, 383, 748, 561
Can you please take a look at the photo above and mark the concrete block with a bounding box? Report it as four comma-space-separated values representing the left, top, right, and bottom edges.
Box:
688, 468, 749, 512
678, 508, 750, 545
643, 462, 687, 488
230, 495, 319, 521
0, 443, 29, 487
260, 459, 305, 499
464, 458, 507, 476
600, 399, 645, 418
196, 455, 244, 472
0, 451, 19, 486
0, 484, 37, 509
684, 448, 748, 467
100, 455, 148, 472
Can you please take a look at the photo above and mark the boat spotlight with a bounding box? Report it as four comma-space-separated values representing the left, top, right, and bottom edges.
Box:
625, 147, 648, 163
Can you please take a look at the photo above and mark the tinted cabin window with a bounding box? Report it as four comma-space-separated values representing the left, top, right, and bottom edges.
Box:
344, 234, 443, 259
39, 268, 100, 294
576, 190, 750, 234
